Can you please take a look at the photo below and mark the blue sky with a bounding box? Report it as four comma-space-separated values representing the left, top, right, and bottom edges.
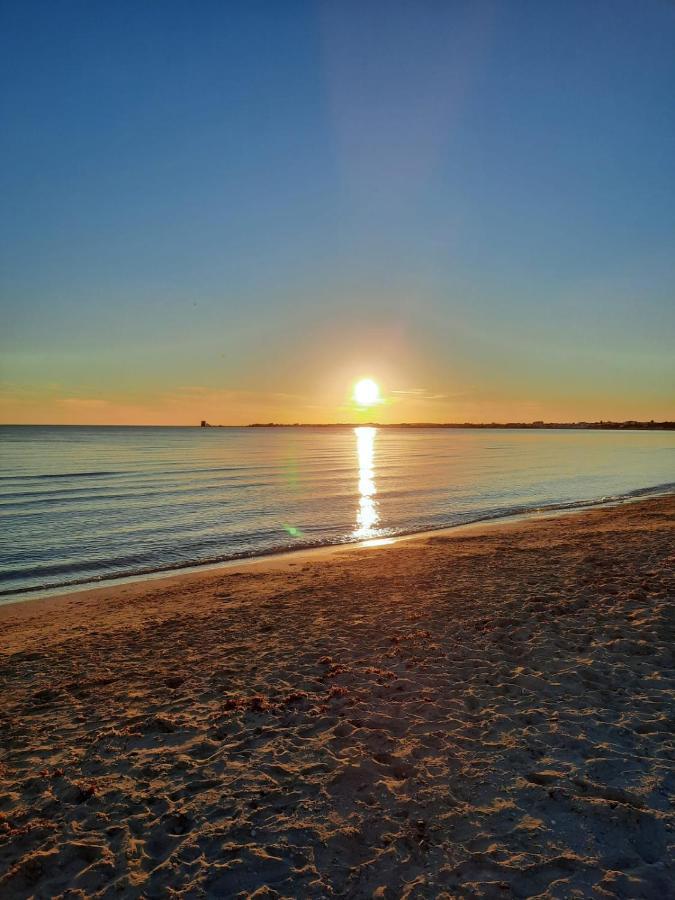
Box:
1, 0, 674, 423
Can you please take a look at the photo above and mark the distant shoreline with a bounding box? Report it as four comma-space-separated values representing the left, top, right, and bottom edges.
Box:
240, 421, 675, 430
2, 421, 674, 430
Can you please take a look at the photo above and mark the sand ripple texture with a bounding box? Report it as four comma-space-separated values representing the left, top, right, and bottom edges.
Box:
0, 497, 673, 899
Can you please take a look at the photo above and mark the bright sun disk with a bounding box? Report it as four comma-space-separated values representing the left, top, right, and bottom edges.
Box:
354, 378, 380, 406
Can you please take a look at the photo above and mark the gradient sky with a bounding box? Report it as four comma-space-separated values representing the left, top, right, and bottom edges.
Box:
1, 0, 674, 424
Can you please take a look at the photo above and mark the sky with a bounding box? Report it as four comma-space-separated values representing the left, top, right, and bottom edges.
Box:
1, 0, 674, 425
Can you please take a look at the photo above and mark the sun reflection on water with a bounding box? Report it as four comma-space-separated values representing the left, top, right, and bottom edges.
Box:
354, 426, 379, 539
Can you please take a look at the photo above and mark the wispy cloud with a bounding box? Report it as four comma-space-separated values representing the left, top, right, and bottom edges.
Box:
391, 388, 447, 401
391, 388, 427, 395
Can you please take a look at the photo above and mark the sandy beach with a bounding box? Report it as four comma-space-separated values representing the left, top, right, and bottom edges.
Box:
0, 496, 673, 898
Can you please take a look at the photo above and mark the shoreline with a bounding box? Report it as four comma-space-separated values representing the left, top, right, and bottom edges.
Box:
1, 496, 673, 897
2, 484, 673, 609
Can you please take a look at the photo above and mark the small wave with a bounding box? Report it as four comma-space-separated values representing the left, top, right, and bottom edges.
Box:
538, 481, 675, 510
0, 536, 335, 597
0, 470, 122, 482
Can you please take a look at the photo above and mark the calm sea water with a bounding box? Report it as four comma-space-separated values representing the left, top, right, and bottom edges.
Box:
1, 425, 673, 601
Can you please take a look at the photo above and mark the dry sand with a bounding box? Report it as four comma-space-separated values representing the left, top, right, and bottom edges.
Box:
0, 496, 673, 899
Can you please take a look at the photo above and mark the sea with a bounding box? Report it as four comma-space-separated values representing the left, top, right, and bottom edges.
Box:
1, 425, 673, 602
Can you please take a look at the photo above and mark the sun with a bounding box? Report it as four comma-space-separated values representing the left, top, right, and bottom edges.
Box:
354, 378, 380, 407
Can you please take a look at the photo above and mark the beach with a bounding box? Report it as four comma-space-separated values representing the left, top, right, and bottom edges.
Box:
0, 496, 673, 898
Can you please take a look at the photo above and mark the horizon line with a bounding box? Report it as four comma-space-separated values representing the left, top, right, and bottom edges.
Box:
2, 420, 674, 430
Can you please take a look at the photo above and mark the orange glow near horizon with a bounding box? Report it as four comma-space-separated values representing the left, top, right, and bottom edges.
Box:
1, 375, 673, 427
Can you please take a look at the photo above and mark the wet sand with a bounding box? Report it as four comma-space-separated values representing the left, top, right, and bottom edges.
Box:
0, 496, 673, 898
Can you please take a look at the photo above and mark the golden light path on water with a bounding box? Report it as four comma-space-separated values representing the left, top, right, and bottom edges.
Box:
354, 426, 379, 540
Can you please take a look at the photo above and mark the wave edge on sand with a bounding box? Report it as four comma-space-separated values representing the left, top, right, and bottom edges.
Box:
2, 480, 673, 603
